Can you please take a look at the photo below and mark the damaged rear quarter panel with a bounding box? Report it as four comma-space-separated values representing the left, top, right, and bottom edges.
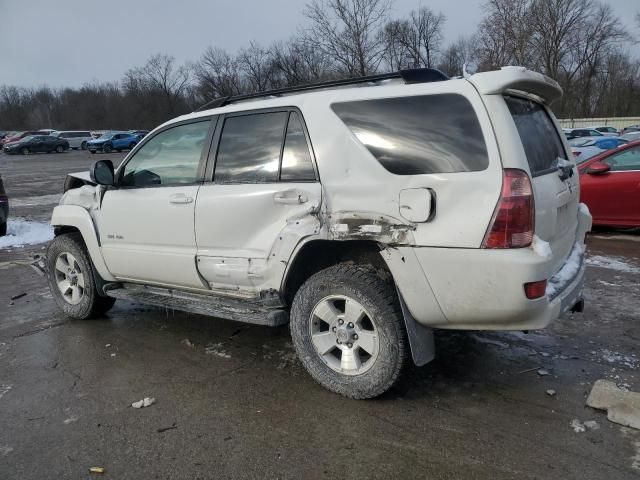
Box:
326, 211, 416, 245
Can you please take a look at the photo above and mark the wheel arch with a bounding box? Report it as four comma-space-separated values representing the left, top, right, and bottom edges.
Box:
51, 205, 116, 282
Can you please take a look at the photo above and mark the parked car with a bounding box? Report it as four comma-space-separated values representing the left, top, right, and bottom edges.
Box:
51, 131, 94, 150
3, 135, 69, 154
1, 130, 47, 147
621, 125, 640, 135
87, 132, 138, 153
47, 66, 591, 398
564, 128, 604, 139
579, 140, 640, 228
570, 136, 627, 162
588, 126, 619, 136
129, 130, 149, 141
620, 131, 640, 142
0, 174, 7, 236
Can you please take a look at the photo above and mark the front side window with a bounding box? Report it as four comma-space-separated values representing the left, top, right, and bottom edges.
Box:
505, 96, 567, 176
214, 112, 288, 183
605, 147, 640, 171
331, 94, 489, 175
120, 120, 210, 187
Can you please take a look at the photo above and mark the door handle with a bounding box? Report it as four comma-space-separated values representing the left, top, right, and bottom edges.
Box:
169, 194, 194, 205
274, 190, 308, 204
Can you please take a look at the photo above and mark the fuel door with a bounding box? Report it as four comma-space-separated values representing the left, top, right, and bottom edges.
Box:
399, 188, 435, 223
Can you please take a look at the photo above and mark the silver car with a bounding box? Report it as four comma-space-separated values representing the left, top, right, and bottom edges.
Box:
51, 131, 94, 150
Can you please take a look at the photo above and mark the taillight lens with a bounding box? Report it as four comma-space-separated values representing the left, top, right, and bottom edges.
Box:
482, 169, 534, 248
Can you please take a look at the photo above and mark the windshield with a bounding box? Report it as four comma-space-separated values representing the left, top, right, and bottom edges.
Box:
569, 138, 594, 147
98, 133, 115, 140
20, 136, 36, 142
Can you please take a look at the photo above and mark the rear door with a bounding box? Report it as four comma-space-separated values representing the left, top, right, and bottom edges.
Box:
194, 109, 321, 294
505, 96, 580, 273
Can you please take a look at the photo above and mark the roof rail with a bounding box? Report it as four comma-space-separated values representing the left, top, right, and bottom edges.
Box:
195, 67, 449, 112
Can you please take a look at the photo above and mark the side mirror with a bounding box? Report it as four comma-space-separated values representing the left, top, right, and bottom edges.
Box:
90, 159, 115, 186
586, 162, 611, 175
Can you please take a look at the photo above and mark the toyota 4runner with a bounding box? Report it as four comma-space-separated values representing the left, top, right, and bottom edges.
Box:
47, 66, 592, 398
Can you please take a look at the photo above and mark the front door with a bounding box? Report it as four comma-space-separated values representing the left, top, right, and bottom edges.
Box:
98, 118, 214, 288
195, 110, 321, 294
581, 145, 640, 226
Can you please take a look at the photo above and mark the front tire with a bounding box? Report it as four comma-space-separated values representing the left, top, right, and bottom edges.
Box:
55, 145, 64, 153
21, 147, 29, 155
290, 264, 409, 399
81, 141, 87, 150
46, 233, 116, 319
103, 143, 112, 153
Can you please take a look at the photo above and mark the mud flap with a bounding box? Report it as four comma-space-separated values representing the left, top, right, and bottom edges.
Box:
397, 289, 435, 367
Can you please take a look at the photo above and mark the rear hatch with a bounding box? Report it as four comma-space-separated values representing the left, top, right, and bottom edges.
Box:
505, 95, 579, 273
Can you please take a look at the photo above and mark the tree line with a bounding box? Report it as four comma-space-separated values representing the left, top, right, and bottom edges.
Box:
1, 0, 639, 131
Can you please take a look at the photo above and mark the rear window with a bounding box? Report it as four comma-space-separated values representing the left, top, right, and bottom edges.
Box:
505, 96, 567, 176
331, 94, 489, 175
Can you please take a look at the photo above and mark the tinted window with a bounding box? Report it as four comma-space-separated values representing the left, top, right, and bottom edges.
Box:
605, 147, 640, 171
121, 120, 210, 187
280, 112, 316, 181
505, 96, 567, 176
331, 94, 488, 175
215, 112, 288, 183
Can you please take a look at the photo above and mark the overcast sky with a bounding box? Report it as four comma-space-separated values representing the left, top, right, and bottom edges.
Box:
0, 0, 637, 88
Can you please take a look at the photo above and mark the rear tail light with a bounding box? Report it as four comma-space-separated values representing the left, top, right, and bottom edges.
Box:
482, 169, 534, 248
524, 280, 547, 299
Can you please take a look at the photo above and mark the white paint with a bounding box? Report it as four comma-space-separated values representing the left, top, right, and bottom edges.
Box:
0, 220, 53, 249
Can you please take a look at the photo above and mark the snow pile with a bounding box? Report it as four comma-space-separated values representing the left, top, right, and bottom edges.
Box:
586, 255, 640, 274
579, 203, 591, 217
546, 242, 584, 297
0, 219, 53, 249
531, 235, 552, 258
596, 349, 638, 369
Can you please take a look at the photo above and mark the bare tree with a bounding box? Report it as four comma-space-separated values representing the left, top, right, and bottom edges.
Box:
124, 54, 191, 115
304, 0, 393, 76
271, 38, 335, 86
238, 41, 278, 92
437, 36, 479, 77
195, 47, 244, 100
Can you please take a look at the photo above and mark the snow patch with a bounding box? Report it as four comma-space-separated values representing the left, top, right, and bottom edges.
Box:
597, 349, 638, 369
586, 255, 640, 274
131, 397, 155, 408
579, 203, 591, 217
531, 235, 552, 258
0, 219, 53, 249
546, 242, 584, 297
0, 384, 12, 400
205, 342, 231, 359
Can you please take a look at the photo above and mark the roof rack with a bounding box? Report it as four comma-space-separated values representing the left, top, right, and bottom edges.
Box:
195, 67, 449, 112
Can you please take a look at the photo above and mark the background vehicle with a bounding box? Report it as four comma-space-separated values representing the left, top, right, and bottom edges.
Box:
621, 125, 640, 135
579, 140, 640, 228
588, 126, 619, 136
1, 130, 49, 146
51, 131, 94, 150
3, 135, 69, 154
47, 67, 591, 398
87, 132, 138, 153
564, 128, 604, 139
0, 175, 7, 236
570, 136, 627, 162
129, 130, 149, 141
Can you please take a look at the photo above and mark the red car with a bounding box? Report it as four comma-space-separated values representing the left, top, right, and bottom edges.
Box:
1, 130, 46, 146
578, 140, 640, 228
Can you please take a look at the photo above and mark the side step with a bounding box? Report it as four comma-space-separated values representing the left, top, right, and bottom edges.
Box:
104, 284, 289, 327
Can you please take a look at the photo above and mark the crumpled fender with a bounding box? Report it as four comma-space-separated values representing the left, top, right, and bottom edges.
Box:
51, 205, 116, 282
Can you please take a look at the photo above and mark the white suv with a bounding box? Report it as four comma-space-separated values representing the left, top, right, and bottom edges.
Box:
46, 66, 592, 398
51, 131, 94, 150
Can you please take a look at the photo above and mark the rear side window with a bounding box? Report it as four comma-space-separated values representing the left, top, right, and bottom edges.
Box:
281, 112, 316, 181
214, 112, 288, 183
331, 94, 489, 175
505, 96, 567, 176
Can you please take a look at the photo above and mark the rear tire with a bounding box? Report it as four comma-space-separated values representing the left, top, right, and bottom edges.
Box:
103, 144, 112, 153
0, 221, 6, 236
46, 233, 116, 319
21, 147, 29, 155
89, 150, 96, 154
129, 142, 136, 150
290, 263, 409, 399
81, 141, 87, 150
55, 145, 64, 153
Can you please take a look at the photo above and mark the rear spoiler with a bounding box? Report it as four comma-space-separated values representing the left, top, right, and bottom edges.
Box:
467, 66, 562, 105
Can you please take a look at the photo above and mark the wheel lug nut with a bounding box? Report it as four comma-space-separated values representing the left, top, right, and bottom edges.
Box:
338, 319, 344, 325
353, 334, 358, 340
347, 343, 353, 348
336, 339, 341, 344
347, 322, 354, 328
332, 326, 336, 332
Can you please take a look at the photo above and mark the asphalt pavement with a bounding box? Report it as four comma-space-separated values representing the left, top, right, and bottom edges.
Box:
1, 149, 639, 479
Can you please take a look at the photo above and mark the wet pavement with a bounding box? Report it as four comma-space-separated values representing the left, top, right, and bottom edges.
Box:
1, 150, 640, 479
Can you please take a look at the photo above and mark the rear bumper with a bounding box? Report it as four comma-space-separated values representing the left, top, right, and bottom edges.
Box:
383, 204, 592, 331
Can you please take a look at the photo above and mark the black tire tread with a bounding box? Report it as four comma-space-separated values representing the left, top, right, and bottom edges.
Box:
290, 263, 408, 399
